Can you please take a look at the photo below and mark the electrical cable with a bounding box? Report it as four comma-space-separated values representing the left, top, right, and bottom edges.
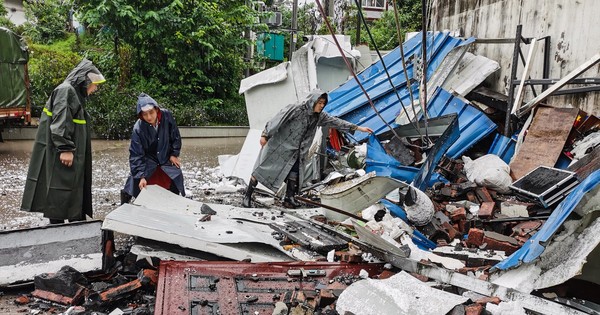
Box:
314, 0, 403, 142
420, 0, 430, 143
353, 0, 427, 143
391, 0, 418, 123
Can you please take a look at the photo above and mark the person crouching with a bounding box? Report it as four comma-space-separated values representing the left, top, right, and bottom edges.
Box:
120, 93, 185, 204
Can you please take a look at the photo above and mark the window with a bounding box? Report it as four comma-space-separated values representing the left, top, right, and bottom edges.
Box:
361, 0, 385, 8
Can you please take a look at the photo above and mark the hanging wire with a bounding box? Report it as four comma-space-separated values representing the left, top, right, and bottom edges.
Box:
419, 0, 431, 143
352, 0, 426, 142
391, 0, 418, 121
314, 0, 403, 142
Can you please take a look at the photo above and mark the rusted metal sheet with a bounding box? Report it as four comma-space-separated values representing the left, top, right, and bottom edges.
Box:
509, 107, 579, 180
154, 261, 385, 315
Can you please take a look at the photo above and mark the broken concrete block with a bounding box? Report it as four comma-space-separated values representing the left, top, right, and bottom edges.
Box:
500, 201, 529, 217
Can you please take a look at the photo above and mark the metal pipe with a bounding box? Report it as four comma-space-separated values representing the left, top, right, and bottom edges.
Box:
504, 24, 522, 136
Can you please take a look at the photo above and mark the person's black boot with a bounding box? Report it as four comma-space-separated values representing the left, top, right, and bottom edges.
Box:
242, 177, 257, 208
283, 179, 301, 209
120, 190, 132, 205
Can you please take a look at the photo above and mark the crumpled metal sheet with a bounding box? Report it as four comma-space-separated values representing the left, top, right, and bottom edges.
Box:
325, 32, 475, 142
493, 169, 600, 270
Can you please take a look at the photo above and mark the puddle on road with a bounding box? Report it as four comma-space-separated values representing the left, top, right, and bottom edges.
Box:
0, 137, 244, 230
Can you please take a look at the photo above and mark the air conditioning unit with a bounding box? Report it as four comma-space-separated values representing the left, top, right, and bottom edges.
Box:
263, 11, 282, 27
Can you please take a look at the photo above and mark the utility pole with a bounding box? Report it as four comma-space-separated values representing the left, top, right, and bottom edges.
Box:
355, 1, 361, 45
289, 0, 298, 61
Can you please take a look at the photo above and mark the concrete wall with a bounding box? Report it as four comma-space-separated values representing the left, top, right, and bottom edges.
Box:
3, 0, 26, 26
429, 0, 600, 116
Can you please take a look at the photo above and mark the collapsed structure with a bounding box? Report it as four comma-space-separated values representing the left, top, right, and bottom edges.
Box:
2, 5, 600, 315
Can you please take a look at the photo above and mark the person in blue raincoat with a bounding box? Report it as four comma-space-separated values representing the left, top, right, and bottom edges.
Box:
242, 89, 373, 208
21, 58, 105, 224
120, 93, 184, 204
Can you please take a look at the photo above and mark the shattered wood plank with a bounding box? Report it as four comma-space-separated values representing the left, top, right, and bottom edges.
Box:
509, 107, 580, 180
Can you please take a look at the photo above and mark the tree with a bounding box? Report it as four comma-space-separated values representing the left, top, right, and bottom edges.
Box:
22, 0, 73, 44
76, 0, 265, 123
344, 0, 421, 50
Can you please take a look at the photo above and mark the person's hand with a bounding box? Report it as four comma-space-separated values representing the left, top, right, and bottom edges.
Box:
357, 126, 374, 133
139, 178, 147, 190
59, 151, 74, 167
260, 136, 268, 147
170, 156, 181, 168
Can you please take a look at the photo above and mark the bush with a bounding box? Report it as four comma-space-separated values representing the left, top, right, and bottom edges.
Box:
86, 82, 137, 140
27, 35, 81, 115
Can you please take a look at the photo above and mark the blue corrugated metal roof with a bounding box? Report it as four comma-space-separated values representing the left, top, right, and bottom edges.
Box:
426, 87, 497, 159
364, 133, 447, 186
325, 32, 475, 142
493, 170, 600, 271
488, 133, 517, 164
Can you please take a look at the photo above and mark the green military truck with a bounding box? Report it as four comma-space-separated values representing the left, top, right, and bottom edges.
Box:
0, 26, 31, 141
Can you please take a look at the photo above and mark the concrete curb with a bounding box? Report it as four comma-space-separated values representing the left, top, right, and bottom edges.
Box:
1, 126, 250, 140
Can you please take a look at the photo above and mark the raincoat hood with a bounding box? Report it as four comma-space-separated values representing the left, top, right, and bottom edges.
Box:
64, 58, 104, 97
304, 89, 328, 111
136, 93, 159, 115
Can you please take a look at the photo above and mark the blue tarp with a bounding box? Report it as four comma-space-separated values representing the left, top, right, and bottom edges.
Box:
325, 32, 475, 142
493, 170, 600, 270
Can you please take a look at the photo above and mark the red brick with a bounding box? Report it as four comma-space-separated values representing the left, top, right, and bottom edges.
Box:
482, 236, 520, 255
449, 207, 467, 222
466, 228, 484, 247
475, 296, 501, 305
465, 303, 484, 315
475, 187, 494, 203
478, 201, 495, 219
442, 222, 460, 240
14, 296, 30, 305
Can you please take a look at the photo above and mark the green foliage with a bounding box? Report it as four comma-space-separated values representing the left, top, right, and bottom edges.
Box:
21, 0, 73, 44
86, 81, 137, 140
345, 0, 421, 49
27, 35, 81, 114
76, 0, 260, 126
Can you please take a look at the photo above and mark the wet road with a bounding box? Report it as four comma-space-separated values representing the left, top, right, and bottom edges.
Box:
0, 137, 244, 230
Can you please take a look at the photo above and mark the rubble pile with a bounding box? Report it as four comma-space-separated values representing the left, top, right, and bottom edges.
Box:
1, 32, 600, 315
